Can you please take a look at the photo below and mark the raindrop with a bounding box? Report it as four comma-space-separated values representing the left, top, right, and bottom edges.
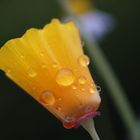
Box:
96, 85, 101, 92
57, 97, 62, 101
89, 87, 95, 94
52, 63, 57, 68
5, 68, 12, 78
28, 68, 37, 77
85, 106, 93, 113
32, 86, 36, 91
78, 55, 90, 67
78, 76, 87, 84
6, 68, 11, 73
40, 90, 55, 105
81, 88, 85, 91
41, 64, 47, 68
56, 106, 62, 111
40, 52, 44, 56
63, 117, 76, 129
56, 68, 75, 86
72, 85, 77, 90
91, 83, 94, 87
20, 55, 25, 59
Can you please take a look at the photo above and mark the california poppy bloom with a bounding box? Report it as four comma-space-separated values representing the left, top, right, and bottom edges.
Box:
62, 0, 115, 41
0, 19, 101, 129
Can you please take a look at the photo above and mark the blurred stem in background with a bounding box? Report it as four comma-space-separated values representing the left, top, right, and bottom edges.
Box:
59, 0, 140, 140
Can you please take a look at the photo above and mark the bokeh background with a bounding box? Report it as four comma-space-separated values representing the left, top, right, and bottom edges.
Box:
0, 0, 140, 140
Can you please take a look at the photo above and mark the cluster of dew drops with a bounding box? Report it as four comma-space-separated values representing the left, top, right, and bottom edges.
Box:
39, 54, 96, 107
6, 54, 99, 110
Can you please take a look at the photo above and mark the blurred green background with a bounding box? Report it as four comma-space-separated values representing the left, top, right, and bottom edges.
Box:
0, 0, 140, 140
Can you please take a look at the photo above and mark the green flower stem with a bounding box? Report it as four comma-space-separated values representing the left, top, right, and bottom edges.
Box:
59, 0, 140, 139
80, 118, 100, 140
83, 36, 140, 140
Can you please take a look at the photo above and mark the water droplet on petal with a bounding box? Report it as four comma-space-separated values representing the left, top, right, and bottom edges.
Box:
89, 87, 95, 94
78, 76, 86, 84
96, 85, 101, 92
40, 91, 55, 105
78, 55, 90, 67
57, 97, 62, 101
41, 64, 47, 68
81, 88, 85, 91
56, 106, 62, 111
28, 68, 37, 77
20, 55, 25, 59
63, 117, 76, 129
40, 52, 44, 56
72, 85, 77, 90
91, 83, 94, 87
6, 68, 11, 73
85, 105, 93, 113
32, 86, 36, 91
5, 68, 12, 77
56, 68, 75, 86
52, 63, 58, 68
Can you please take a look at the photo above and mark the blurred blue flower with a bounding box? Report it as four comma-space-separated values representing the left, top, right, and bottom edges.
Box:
63, 10, 116, 41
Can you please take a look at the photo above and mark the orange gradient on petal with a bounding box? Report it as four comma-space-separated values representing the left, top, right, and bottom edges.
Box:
0, 19, 101, 128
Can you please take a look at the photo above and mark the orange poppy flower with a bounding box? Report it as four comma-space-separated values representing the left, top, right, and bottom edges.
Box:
0, 19, 101, 128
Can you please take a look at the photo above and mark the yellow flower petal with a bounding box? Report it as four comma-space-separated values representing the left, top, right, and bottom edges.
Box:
0, 19, 100, 128
66, 0, 94, 15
